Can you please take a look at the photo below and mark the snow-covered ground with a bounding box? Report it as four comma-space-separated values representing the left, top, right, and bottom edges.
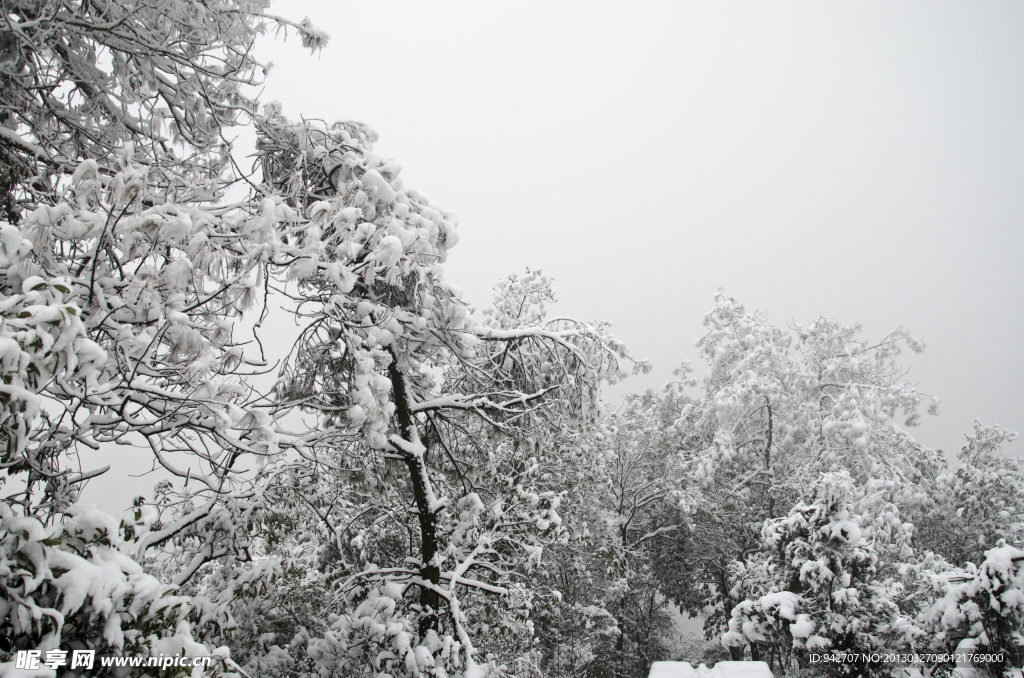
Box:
649, 661, 774, 678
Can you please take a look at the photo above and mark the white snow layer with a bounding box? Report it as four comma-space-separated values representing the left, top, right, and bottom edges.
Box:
649, 661, 774, 678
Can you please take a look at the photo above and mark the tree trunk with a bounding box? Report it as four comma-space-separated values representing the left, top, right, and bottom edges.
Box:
388, 357, 440, 637
719, 565, 744, 662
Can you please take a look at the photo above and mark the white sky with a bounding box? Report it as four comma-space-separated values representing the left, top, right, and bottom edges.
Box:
82, 0, 1024, 512
252, 0, 1023, 457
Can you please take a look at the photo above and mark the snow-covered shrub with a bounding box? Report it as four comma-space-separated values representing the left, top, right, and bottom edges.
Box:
723, 472, 909, 676
911, 544, 1024, 677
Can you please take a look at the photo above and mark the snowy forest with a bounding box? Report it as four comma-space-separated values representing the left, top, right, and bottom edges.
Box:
0, 1, 1022, 677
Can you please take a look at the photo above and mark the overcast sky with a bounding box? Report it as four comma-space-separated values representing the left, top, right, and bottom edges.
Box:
81, 1, 1024, 510
252, 0, 1022, 457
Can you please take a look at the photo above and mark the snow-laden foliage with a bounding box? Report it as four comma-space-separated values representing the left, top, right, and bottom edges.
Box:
140, 255, 649, 676
0, 222, 106, 515
0, 0, 656, 674
514, 293, 1019, 678
657, 294, 942, 649
3, 0, 1024, 673
683, 292, 938, 491
722, 472, 912, 675
0, 0, 327, 219
682, 296, 1024, 676
0, 204, 237, 672
0, 0, 330, 532
910, 545, 1024, 677
721, 471, 1024, 677
177, 107, 650, 675
0, 501, 238, 676
1, 0, 651, 666
529, 394, 685, 677
1, 171, 299, 520
914, 420, 1024, 567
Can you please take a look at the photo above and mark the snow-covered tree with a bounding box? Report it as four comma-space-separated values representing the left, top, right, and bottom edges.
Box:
0, 0, 652, 673
0, 0, 333, 526
908, 544, 1024, 677
663, 294, 940, 653
722, 472, 913, 675
529, 393, 685, 677
719, 418, 1024, 678
913, 420, 1023, 567
0, 0, 335, 670
0, 502, 244, 675
154, 238, 649, 675
892, 421, 1024, 677
9, 1, 1024, 674
0, 0, 327, 217
682, 293, 939, 497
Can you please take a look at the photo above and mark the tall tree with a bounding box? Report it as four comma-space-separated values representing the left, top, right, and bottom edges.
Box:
913, 420, 1024, 567
661, 295, 939, 649
0, 0, 330, 670
532, 393, 686, 678
723, 471, 914, 676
